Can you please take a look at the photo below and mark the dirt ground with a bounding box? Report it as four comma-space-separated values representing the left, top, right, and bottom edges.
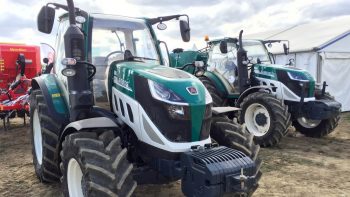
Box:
0, 113, 349, 197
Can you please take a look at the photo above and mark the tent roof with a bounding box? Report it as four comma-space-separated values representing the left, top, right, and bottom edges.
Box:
245, 15, 350, 54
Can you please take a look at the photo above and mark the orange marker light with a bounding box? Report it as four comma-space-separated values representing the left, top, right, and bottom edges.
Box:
204, 35, 209, 42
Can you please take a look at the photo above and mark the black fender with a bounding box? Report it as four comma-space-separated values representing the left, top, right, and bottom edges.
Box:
203, 71, 230, 97
236, 85, 274, 106
58, 106, 127, 147
62, 117, 119, 134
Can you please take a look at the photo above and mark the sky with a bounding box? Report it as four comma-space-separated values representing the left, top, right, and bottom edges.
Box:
0, 0, 349, 51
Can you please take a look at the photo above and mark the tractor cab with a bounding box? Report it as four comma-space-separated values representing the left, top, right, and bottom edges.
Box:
89, 14, 161, 104
206, 38, 274, 95
50, 13, 189, 109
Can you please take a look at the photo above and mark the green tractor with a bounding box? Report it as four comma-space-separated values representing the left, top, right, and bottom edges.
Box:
30, 1, 261, 196
170, 31, 341, 147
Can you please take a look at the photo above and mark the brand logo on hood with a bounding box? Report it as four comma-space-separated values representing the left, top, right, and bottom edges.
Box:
186, 86, 198, 95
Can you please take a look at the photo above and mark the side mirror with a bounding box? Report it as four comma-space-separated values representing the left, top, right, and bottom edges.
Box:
43, 58, 49, 64
219, 40, 228, 54
37, 6, 56, 34
179, 20, 190, 42
283, 43, 289, 55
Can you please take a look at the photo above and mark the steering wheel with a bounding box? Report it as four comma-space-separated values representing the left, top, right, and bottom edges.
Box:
104, 51, 124, 63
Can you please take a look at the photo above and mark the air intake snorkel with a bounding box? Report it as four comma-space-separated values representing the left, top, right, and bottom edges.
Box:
63, 0, 93, 121
237, 30, 249, 93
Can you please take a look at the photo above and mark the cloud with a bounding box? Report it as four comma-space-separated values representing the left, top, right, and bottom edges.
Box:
11, 0, 37, 6
0, 0, 348, 51
128, 0, 223, 7
302, 0, 350, 20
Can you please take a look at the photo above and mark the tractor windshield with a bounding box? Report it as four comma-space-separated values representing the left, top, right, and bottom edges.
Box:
244, 40, 271, 64
90, 14, 160, 105
91, 14, 159, 65
207, 40, 271, 87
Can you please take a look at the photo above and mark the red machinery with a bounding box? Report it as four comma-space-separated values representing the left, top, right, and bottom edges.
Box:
0, 43, 41, 129
0, 43, 40, 89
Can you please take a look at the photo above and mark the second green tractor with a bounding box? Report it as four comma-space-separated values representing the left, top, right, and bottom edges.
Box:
170, 32, 341, 147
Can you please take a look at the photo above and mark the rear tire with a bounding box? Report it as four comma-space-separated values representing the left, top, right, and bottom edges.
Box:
30, 89, 61, 182
210, 116, 262, 196
211, 116, 260, 160
198, 76, 224, 107
240, 92, 291, 147
61, 130, 137, 197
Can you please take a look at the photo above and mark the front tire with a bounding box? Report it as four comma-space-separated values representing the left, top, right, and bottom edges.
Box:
293, 117, 340, 137
240, 92, 291, 147
30, 89, 61, 182
61, 130, 137, 197
293, 93, 341, 137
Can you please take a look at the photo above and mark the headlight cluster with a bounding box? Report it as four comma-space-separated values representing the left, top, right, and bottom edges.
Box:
148, 80, 190, 120
148, 80, 185, 104
167, 104, 190, 120
287, 71, 308, 81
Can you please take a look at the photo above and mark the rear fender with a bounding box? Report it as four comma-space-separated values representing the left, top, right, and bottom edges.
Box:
203, 71, 229, 96
31, 74, 69, 127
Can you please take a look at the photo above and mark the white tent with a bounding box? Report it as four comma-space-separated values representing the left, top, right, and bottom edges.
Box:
246, 15, 350, 111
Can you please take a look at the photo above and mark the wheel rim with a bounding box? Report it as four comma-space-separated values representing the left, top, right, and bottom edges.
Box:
67, 158, 84, 197
297, 117, 321, 129
33, 109, 43, 165
244, 103, 271, 137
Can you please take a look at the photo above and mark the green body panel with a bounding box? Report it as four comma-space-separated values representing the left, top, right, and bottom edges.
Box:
253, 64, 278, 80
40, 74, 68, 114
190, 104, 205, 141
254, 64, 316, 97
170, 51, 208, 69
83, 16, 91, 62
109, 61, 207, 141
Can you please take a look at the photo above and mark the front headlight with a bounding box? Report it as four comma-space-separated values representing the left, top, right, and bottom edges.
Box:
167, 104, 190, 120
287, 71, 308, 81
148, 80, 186, 104
148, 80, 190, 120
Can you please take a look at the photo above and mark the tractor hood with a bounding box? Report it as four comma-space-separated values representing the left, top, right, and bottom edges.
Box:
109, 61, 211, 106
108, 61, 213, 142
254, 63, 316, 97
254, 63, 315, 81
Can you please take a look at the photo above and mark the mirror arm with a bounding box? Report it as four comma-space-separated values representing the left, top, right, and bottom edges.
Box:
47, 2, 88, 20
148, 14, 190, 25
158, 40, 170, 66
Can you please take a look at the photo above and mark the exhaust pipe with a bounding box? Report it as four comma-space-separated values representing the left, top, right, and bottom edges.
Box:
237, 30, 249, 93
